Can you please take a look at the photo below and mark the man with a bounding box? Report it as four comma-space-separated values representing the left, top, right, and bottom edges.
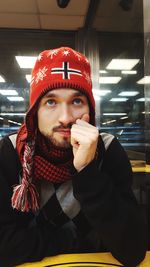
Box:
0, 47, 148, 267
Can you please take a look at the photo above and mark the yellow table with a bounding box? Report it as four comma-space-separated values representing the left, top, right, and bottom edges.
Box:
131, 161, 150, 173
17, 251, 150, 267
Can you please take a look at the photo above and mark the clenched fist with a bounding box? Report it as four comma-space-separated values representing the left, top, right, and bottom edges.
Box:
71, 114, 99, 172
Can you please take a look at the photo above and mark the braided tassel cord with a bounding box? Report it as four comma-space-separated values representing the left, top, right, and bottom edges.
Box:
11, 140, 39, 212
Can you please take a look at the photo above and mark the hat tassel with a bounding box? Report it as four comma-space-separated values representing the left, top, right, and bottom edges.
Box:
11, 179, 39, 212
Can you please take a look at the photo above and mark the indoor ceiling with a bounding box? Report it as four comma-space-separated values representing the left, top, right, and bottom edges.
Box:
0, 0, 143, 32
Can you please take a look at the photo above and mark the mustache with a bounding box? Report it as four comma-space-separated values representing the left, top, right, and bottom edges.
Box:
53, 123, 73, 131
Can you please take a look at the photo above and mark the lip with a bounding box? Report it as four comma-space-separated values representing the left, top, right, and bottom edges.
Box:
55, 129, 71, 137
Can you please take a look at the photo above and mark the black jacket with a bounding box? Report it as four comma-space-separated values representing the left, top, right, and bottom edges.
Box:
0, 133, 148, 267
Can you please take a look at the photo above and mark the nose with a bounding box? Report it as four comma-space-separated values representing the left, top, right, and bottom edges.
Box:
58, 104, 74, 126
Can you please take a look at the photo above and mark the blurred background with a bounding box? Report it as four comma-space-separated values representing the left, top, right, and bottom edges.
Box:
0, 0, 150, 200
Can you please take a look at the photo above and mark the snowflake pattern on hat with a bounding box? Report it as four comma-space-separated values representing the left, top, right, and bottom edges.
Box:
37, 54, 43, 61
47, 49, 59, 59
62, 50, 70, 56
35, 66, 48, 84
73, 50, 82, 61
85, 57, 90, 64
83, 71, 91, 84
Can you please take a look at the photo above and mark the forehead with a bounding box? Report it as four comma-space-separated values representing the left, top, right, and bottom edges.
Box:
42, 88, 87, 99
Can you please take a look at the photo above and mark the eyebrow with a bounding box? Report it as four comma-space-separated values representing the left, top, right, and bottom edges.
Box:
43, 91, 85, 99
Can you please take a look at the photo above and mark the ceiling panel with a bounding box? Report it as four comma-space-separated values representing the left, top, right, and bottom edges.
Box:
94, 0, 143, 32
37, 0, 89, 15
40, 14, 84, 30
0, 14, 40, 29
0, 0, 37, 13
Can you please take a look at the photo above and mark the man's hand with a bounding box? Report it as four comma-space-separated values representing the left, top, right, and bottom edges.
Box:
71, 114, 99, 172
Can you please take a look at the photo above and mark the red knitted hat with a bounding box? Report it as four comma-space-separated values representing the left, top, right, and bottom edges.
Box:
25, 47, 95, 134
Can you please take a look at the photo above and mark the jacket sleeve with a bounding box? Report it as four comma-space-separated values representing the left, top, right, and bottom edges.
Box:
72, 136, 148, 267
0, 137, 77, 267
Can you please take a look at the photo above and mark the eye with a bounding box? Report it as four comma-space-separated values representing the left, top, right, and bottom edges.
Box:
46, 99, 56, 107
73, 98, 83, 105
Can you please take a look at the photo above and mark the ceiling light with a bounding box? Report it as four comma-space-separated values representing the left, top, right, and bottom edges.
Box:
142, 111, 150, 114
99, 77, 121, 84
103, 113, 127, 116
110, 98, 128, 102
0, 75, 5, 82
137, 76, 150, 84
121, 70, 137, 74
99, 70, 108, 74
103, 120, 116, 124
120, 116, 128, 120
92, 89, 111, 96
106, 59, 139, 70
8, 119, 22, 125
7, 96, 24, 101
0, 89, 18, 95
136, 98, 145, 102
0, 113, 25, 116
26, 74, 32, 83
15, 56, 37, 68
118, 91, 139, 96
94, 95, 101, 101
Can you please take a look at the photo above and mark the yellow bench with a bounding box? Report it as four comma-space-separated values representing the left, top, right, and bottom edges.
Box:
17, 251, 150, 267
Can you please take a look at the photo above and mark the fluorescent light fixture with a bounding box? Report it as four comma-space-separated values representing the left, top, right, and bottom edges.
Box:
0, 89, 18, 96
136, 98, 145, 102
118, 91, 139, 96
110, 98, 128, 102
99, 70, 108, 74
120, 116, 128, 120
102, 120, 116, 125
0, 117, 4, 120
0, 113, 25, 116
0, 75, 5, 82
26, 74, 31, 83
94, 95, 101, 101
92, 89, 111, 96
8, 119, 22, 125
137, 76, 150, 84
99, 77, 121, 84
121, 70, 137, 74
142, 111, 150, 114
103, 113, 127, 116
7, 96, 24, 101
106, 59, 139, 70
15, 56, 37, 68
107, 120, 116, 123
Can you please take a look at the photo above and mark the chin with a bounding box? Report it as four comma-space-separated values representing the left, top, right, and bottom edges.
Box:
50, 136, 71, 148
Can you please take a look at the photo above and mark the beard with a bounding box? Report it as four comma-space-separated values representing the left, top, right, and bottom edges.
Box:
41, 131, 71, 148
39, 123, 73, 148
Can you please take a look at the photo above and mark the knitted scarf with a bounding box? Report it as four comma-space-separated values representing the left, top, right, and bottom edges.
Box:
11, 125, 75, 212
33, 131, 75, 183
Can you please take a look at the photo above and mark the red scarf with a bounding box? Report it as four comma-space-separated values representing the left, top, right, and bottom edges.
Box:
33, 131, 75, 183
11, 125, 75, 212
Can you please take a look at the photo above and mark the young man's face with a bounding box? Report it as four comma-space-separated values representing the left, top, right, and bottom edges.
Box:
37, 88, 90, 148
